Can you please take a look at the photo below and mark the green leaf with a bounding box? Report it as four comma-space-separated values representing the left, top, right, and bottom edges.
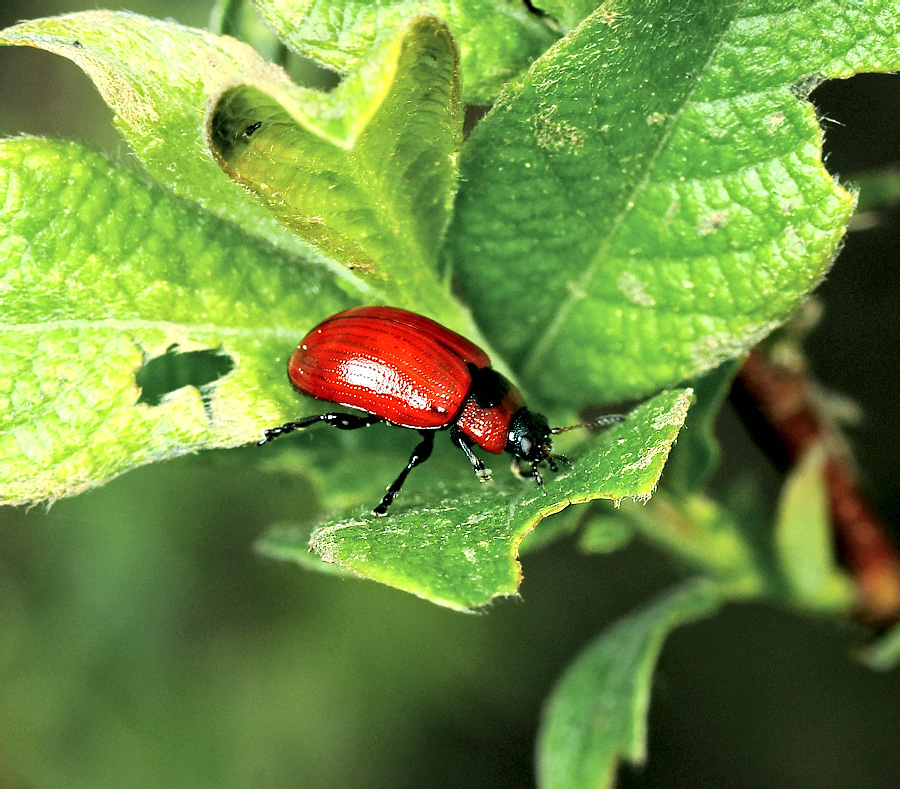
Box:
774, 443, 854, 612
209, 0, 290, 66
662, 358, 742, 494
0, 138, 349, 504
578, 504, 635, 555
536, 580, 722, 789
205, 15, 464, 323
249, 0, 559, 103
619, 492, 770, 596
0, 11, 314, 259
859, 623, 900, 672
257, 389, 692, 610
447, 0, 900, 404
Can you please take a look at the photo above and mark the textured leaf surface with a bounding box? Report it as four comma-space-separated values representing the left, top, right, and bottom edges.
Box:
447, 0, 900, 404
0, 11, 306, 254
1, 11, 473, 329
205, 16, 464, 323
0, 138, 349, 504
250, 0, 558, 103
257, 389, 692, 610
537, 580, 722, 789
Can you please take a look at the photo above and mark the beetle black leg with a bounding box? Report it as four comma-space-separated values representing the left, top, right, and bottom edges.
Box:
374, 430, 435, 516
531, 461, 544, 487
258, 412, 382, 445
450, 426, 493, 482
546, 453, 572, 473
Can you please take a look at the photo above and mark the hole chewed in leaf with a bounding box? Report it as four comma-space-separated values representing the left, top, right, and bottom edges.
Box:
136, 345, 234, 407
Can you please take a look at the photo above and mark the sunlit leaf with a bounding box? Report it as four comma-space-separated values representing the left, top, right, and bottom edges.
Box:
205, 16, 465, 323
250, 0, 558, 103
0, 138, 347, 503
447, 0, 900, 404
0, 12, 308, 255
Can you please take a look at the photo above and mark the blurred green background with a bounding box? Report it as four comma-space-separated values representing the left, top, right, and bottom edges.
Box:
2, 2, 899, 786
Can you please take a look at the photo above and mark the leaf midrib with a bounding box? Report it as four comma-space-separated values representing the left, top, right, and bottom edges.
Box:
520, 3, 744, 379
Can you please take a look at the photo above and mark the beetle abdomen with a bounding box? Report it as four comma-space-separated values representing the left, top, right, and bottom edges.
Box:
288, 307, 483, 429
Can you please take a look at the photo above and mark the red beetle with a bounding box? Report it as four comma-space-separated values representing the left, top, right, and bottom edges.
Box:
260, 306, 621, 515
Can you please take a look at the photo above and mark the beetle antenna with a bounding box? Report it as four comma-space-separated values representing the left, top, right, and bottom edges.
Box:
550, 414, 624, 435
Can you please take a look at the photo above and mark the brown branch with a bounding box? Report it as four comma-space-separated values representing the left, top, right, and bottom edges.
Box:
735, 348, 900, 626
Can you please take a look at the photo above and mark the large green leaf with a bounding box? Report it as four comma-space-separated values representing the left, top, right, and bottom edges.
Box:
249, 0, 558, 103
205, 15, 464, 324
0, 138, 349, 504
536, 580, 722, 789
447, 0, 900, 404
257, 389, 692, 610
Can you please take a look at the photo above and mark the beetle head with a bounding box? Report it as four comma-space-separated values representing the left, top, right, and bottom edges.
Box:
506, 407, 553, 464
507, 409, 625, 485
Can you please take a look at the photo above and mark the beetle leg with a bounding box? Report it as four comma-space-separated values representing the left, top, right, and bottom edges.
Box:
450, 427, 493, 483
545, 453, 571, 473
374, 430, 435, 516
531, 461, 544, 487
258, 412, 381, 445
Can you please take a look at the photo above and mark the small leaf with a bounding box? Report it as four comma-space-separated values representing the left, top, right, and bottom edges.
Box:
257, 389, 693, 610
578, 504, 635, 555
536, 580, 722, 789
774, 443, 854, 612
0, 138, 349, 504
205, 16, 464, 322
250, 0, 558, 103
447, 0, 900, 404
618, 492, 770, 596
859, 623, 900, 672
